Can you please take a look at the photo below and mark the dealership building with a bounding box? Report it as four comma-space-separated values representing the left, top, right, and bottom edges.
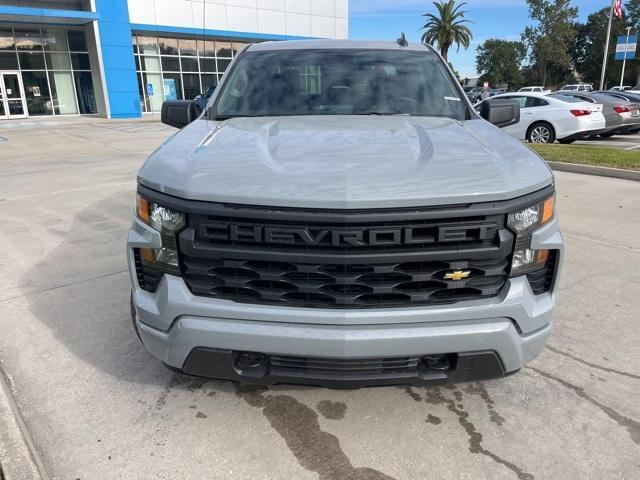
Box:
0, 0, 349, 120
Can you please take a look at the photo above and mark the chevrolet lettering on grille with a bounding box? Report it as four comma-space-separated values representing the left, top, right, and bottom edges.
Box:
198, 222, 492, 247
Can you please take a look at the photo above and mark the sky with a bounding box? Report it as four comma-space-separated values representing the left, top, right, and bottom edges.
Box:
349, 0, 613, 78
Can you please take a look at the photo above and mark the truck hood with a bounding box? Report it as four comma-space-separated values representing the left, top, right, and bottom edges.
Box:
138, 116, 553, 209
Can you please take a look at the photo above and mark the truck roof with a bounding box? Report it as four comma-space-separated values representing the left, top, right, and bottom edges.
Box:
247, 39, 435, 53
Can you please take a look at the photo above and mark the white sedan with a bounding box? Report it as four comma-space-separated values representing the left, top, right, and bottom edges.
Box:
476, 92, 606, 144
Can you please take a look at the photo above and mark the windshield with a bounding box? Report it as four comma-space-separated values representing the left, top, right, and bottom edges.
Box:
212, 49, 466, 120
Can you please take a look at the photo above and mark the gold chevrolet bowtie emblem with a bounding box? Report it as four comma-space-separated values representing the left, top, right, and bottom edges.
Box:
444, 270, 471, 281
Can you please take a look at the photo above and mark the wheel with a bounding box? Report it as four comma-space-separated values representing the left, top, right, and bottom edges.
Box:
558, 138, 576, 144
599, 132, 615, 138
527, 122, 556, 144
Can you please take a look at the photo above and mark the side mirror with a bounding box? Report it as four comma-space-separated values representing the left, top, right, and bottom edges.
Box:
480, 99, 520, 128
161, 100, 199, 129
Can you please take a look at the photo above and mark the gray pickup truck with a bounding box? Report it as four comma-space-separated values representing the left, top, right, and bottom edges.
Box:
128, 40, 563, 388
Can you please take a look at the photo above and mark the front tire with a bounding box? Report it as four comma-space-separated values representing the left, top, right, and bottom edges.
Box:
527, 122, 556, 144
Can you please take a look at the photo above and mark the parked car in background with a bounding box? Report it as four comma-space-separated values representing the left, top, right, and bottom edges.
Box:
559, 83, 593, 92
519, 86, 546, 93
551, 91, 640, 137
476, 92, 606, 143
610, 86, 633, 92
466, 86, 484, 103
490, 89, 506, 97
594, 90, 640, 133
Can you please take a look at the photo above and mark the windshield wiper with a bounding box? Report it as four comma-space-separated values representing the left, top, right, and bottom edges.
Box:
212, 114, 260, 121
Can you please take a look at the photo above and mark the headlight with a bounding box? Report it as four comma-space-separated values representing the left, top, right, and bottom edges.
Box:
507, 195, 554, 232
136, 194, 185, 275
508, 195, 555, 277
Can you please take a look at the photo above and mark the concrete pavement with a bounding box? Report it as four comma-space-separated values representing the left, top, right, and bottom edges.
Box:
0, 118, 639, 479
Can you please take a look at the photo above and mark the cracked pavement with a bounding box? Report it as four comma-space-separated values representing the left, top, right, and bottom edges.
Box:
0, 118, 639, 479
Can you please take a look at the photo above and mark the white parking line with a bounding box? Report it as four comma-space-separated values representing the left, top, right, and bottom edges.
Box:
624, 144, 640, 151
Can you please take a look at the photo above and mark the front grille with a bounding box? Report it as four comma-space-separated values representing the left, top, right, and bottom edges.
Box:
181, 256, 509, 307
176, 203, 514, 308
270, 355, 421, 377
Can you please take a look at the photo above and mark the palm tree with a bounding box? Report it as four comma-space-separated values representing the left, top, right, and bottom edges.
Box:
421, 0, 473, 62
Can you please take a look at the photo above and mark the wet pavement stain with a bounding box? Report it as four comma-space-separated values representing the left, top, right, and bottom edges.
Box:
464, 383, 506, 426
529, 367, 640, 445
154, 375, 209, 411
236, 385, 396, 480
406, 386, 534, 480
403, 386, 422, 402
317, 400, 347, 420
546, 346, 640, 380
426, 414, 442, 425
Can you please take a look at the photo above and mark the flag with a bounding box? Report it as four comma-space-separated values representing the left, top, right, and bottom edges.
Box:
614, 0, 624, 19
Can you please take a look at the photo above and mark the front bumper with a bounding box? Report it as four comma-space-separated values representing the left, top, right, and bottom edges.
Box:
128, 215, 563, 387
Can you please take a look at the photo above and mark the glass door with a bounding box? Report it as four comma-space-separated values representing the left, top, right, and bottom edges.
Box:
0, 80, 5, 119
0, 72, 28, 119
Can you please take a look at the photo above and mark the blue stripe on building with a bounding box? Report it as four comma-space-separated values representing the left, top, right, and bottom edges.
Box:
95, 0, 140, 118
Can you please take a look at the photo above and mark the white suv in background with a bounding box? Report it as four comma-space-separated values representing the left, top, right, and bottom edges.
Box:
560, 84, 593, 92
519, 86, 546, 93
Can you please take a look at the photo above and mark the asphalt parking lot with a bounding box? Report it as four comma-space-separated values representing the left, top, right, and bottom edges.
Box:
575, 130, 640, 150
0, 118, 639, 480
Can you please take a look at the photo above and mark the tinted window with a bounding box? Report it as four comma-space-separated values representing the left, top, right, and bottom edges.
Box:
601, 92, 632, 102
67, 31, 87, 51
214, 49, 466, 119
527, 97, 549, 107
500, 96, 527, 108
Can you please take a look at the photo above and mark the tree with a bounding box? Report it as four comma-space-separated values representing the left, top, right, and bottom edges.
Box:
522, 0, 578, 87
626, 0, 640, 26
448, 61, 462, 82
572, 8, 628, 88
620, 0, 640, 86
421, 0, 473, 62
476, 39, 526, 89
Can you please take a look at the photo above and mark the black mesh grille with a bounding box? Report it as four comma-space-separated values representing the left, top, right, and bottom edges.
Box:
134, 249, 163, 293
269, 355, 421, 377
182, 256, 509, 307
178, 205, 513, 308
526, 251, 557, 295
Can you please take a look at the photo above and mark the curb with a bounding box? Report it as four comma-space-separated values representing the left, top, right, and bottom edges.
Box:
0, 366, 48, 480
547, 161, 640, 182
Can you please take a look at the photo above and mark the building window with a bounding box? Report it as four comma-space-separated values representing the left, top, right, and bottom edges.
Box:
134, 33, 257, 113
0, 26, 95, 117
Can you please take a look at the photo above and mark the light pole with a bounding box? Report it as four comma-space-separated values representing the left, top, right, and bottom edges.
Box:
600, 0, 616, 90
621, 26, 633, 89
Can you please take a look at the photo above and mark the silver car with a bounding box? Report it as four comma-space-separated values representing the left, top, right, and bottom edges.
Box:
128, 40, 564, 387
551, 91, 640, 137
